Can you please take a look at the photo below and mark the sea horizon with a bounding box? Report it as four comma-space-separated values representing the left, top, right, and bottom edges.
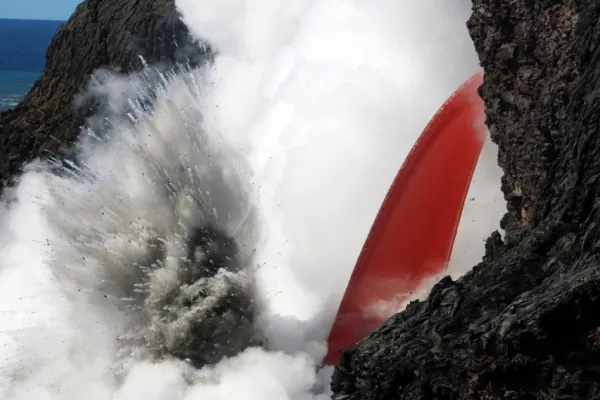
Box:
0, 18, 63, 110
0, 17, 66, 22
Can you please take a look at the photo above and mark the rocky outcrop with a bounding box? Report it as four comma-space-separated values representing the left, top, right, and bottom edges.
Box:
0, 0, 208, 189
331, 1, 600, 399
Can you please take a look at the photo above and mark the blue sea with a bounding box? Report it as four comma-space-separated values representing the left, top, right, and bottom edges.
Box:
0, 18, 64, 111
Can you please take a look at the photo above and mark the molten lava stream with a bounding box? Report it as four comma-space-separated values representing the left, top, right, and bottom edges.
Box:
325, 71, 486, 365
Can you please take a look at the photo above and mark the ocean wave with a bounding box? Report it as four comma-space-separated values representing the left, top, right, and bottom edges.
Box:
0, 94, 24, 109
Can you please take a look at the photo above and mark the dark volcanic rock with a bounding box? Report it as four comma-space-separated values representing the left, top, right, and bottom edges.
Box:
332, 1, 600, 399
0, 0, 209, 190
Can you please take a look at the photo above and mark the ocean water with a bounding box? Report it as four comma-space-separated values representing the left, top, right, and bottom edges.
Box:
0, 18, 63, 111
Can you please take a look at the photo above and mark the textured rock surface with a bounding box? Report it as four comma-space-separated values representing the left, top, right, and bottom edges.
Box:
0, 0, 208, 189
332, 1, 600, 399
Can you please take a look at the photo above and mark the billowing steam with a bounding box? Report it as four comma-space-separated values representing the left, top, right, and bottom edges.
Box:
0, 0, 505, 399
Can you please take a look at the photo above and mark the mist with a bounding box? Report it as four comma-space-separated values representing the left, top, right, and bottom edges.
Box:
0, 0, 504, 399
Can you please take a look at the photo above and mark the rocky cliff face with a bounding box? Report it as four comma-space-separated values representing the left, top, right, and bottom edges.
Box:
0, 0, 208, 189
332, 1, 600, 399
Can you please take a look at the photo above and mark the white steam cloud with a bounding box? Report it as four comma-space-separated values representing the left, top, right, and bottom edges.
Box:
0, 0, 505, 399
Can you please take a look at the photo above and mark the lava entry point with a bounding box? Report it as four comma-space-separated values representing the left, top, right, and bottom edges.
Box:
325, 71, 486, 365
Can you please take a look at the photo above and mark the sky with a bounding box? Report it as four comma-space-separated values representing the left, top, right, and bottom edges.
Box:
0, 0, 81, 21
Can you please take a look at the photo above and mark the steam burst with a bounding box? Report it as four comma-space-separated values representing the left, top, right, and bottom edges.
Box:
44, 65, 261, 369
0, 65, 272, 398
